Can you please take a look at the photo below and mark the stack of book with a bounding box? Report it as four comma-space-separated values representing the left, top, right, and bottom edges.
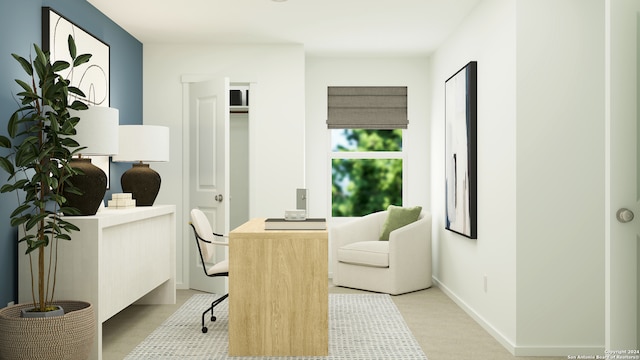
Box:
107, 193, 136, 209
264, 218, 326, 230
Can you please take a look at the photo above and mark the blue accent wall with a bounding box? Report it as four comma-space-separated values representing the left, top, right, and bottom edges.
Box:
0, 0, 142, 307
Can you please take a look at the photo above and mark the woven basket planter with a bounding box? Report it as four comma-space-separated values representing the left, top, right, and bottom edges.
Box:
0, 300, 95, 360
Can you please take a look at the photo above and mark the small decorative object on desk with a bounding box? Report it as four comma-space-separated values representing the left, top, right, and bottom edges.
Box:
108, 193, 136, 209
265, 218, 326, 230
284, 209, 307, 221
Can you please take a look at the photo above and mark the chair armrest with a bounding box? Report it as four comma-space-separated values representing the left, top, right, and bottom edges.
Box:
388, 213, 432, 266
330, 211, 387, 249
212, 233, 229, 247
200, 234, 229, 247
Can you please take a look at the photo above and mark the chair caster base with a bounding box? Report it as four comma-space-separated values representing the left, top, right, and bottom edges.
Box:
199, 293, 228, 334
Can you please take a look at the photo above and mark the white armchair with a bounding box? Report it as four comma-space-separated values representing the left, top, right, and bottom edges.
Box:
331, 210, 432, 295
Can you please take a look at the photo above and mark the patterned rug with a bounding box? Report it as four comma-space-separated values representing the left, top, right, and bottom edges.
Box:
125, 293, 427, 359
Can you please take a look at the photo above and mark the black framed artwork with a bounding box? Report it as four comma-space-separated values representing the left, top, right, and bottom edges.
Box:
42, 7, 112, 187
444, 61, 477, 239
42, 7, 110, 106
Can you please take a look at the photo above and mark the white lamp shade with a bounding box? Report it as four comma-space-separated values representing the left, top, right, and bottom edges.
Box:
70, 107, 119, 156
112, 125, 170, 162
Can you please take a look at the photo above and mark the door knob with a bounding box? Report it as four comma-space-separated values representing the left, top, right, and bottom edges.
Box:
215, 194, 224, 203
616, 208, 634, 223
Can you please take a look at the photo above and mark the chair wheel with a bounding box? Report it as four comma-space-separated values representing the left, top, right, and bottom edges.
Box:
211, 315, 216, 322
202, 326, 208, 333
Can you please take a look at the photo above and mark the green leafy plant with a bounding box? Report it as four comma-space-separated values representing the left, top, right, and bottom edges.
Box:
0, 36, 91, 312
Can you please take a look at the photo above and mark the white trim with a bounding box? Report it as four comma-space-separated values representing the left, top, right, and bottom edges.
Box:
329, 151, 404, 159
513, 346, 605, 358
433, 277, 516, 354
181, 81, 191, 289
604, 0, 612, 349
433, 277, 605, 357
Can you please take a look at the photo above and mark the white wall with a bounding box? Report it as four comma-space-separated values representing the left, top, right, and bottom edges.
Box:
430, 0, 606, 355
141, 1, 607, 354
143, 44, 306, 288
515, 0, 604, 354
429, 0, 518, 350
305, 56, 431, 275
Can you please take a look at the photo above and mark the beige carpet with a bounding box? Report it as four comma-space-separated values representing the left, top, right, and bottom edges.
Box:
103, 284, 566, 360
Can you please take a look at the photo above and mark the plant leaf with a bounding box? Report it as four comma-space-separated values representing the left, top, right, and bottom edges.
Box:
14, 79, 34, 93
0, 136, 11, 148
67, 35, 77, 59
1, 183, 17, 193
33, 44, 47, 70
73, 54, 92, 67
0, 157, 14, 175
11, 54, 33, 76
68, 87, 87, 99
51, 60, 70, 73
7, 112, 20, 138
10, 204, 31, 218
10, 215, 30, 228
25, 239, 47, 254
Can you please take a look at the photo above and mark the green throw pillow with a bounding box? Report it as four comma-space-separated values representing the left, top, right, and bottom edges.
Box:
379, 205, 422, 241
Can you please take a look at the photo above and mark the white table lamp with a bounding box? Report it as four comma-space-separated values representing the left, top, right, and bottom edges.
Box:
66, 106, 119, 215
112, 125, 170, 206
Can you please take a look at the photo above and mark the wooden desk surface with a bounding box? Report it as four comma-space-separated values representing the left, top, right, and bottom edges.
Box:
228, 218, 328, 356
231, 217, 327, 235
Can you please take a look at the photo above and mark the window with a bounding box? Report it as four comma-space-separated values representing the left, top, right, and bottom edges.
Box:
330, 129, 404, 217
327, 86, 408, 217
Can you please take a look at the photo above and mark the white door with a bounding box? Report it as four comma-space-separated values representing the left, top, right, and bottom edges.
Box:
606, 0, 640, 349
188, 78, 230, 294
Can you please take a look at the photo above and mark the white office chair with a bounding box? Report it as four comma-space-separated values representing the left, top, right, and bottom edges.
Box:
189, 209, 229, 333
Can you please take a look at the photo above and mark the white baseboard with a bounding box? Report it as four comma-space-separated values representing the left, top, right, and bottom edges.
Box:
514, 346, 606, 357
175, 281, 188, 290
433, 277, 604, 357
433, 277, 517, 354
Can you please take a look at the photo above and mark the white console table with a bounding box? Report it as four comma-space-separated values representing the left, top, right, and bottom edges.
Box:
18, 205, 176, 360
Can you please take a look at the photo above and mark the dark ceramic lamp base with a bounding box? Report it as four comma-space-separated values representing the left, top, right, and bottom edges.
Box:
121, 163, 161, 206
63, 158, 107, 216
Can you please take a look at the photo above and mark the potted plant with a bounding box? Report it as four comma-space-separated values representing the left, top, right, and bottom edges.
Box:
0, 36, 96, 359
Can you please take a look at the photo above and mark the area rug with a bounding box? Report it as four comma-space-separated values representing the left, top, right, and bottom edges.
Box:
125, 293, 427, 359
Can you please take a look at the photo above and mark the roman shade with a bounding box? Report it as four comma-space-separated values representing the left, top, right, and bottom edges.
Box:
327, 86, 408, 129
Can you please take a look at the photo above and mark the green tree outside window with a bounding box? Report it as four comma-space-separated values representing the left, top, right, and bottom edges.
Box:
331, 129, 403, 217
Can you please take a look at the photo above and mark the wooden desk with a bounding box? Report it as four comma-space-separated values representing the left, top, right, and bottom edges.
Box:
228, 218, 328, 356
18, 205, 176, 360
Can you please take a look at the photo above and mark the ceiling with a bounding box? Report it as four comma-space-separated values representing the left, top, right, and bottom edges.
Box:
87, 0, 481, 56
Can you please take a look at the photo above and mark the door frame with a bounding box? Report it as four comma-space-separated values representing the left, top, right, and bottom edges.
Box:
605, 0, 640, 349
229, 82, 252, 230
